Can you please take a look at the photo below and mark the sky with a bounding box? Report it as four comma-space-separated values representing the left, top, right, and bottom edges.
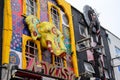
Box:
65, 0, 120, 38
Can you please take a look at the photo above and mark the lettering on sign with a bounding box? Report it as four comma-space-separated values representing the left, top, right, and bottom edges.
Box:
26, 60, 75, 80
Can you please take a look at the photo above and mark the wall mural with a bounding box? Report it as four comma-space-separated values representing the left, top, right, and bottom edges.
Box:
11, 0, 23, 52
9, 49, 22, 68
40, 0, 49, 22
63, 26, 71, 54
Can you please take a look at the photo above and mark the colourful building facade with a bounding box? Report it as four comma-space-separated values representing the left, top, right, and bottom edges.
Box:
2, 0, 79, 80
1, 0, 116, 80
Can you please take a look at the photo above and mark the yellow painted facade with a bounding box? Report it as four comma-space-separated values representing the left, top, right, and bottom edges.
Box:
2, 0, 12, 64
56, 0, 79, 77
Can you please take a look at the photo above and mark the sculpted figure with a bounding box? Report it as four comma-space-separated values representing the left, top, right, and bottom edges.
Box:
25, 15, 66, 57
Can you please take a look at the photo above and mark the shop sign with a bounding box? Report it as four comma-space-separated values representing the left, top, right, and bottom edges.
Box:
26, 58, 75, 80
41, 61, 75, 80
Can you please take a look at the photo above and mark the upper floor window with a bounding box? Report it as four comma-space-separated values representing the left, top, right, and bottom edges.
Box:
115, 46, 120, 55
61, 11, 71, 54
25, 40, 38, 66
51, 7, 60, 29
79, 23, 87, 38
26, 0, 37, 16
22, 35, 41, 69
118, 66, 120, 71
61, 11, 69, 27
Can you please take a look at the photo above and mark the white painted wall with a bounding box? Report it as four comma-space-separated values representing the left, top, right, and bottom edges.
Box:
106, 30, 120, 80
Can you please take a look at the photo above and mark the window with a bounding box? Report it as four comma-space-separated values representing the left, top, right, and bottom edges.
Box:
25, 41, 38, 66
84, 62, 95, 73
51, 7, 60, 29
26, 0, 37, 16
61, 11, 71, 54
76, 40, 90, 52
77, 41, 87, 49
22, 34, 41, 69
115, 46, 120, 61
115, 46, 120, 55
54, 55, 64, 67
118, 66, 120, 71
61, 11, 69, 27
79, 23, 87, 37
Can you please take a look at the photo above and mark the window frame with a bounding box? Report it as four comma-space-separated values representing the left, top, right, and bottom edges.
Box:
26, 0, 37, 16
79, 23, 88, 38
22, 34, 41, 69
23, 0, 40, 19
50, 6, 60, 29
48, 2, 62, 31
115, 46, 120, 55
25, 40, 38, 66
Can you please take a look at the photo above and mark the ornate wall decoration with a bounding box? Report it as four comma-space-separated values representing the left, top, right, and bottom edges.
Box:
11, 0, 23, 52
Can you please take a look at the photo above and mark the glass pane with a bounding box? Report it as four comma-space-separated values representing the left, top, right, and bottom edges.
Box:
25, 40, 38, 67
62, 14, 68, 25
51, 7, 60, 29
26, 0, 36, 15
118, 66, 120, 71
79, 24, 86, 37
